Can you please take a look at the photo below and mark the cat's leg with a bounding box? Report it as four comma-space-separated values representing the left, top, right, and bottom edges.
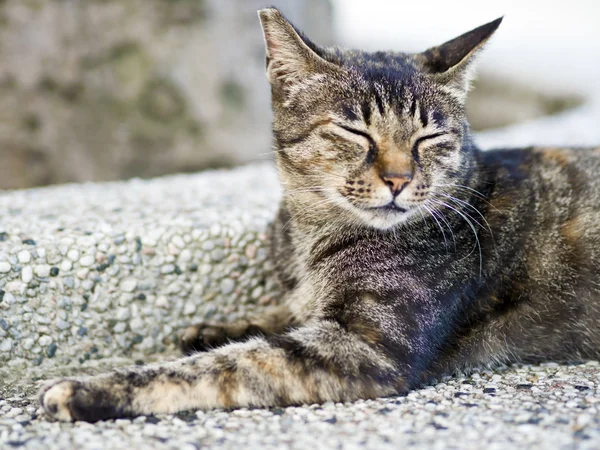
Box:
179, 304, 295, 354
40, 320, 404, 422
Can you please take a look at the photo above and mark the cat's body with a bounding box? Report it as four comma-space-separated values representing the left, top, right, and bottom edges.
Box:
39, 9, 600, 422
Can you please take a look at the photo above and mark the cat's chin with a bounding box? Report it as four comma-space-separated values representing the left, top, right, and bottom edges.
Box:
352, 207, 414, 230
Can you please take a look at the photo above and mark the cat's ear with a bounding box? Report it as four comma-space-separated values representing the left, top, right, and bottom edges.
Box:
417, 17, 503, 99
258, 8, 335, 92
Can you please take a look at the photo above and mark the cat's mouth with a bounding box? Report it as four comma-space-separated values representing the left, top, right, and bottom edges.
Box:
367, 203, 407, 213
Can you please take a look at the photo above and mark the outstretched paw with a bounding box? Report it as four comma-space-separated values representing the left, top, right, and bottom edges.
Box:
39, 379, 79, 422
39, 378, 124, 422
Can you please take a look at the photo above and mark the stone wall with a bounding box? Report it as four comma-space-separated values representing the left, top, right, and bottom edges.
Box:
0, 0, 333, 189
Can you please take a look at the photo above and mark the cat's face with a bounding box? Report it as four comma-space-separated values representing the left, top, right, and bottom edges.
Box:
259, 9, 501, 230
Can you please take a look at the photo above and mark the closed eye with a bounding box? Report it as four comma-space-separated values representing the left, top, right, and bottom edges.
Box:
412, 132, 449, 162
334, 123, 372, 141
332, 122, 376, 152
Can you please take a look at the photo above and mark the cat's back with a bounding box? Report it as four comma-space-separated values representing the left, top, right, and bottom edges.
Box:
482, 145, 600, 299
483, 146, 600, 204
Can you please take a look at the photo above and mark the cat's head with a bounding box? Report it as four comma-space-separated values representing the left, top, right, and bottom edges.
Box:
258, 8, 501, 230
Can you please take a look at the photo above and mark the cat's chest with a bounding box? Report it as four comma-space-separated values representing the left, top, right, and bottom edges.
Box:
309, 234, 458, 297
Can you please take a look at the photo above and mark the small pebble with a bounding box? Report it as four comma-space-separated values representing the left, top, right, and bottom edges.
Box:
67, 248, 80, 261
80, 255, 95, 267
17, 250, 31, 263
34, 264, 51, 277
21, 266, 33, 283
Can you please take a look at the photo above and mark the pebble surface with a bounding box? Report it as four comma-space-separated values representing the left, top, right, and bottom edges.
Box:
1, 361, 600, 449
0, 164, 282, 370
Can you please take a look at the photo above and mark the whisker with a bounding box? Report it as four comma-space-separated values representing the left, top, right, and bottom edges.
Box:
420, 204, 448, 251
434, 192, 486, 230
256, 148, 290, 157
430, 198, 482, 278
435, 191, 497, 251
425, 200, 457, 252
433, 183, 500, 213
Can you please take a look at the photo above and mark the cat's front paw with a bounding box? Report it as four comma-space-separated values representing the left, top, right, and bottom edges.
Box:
39, 378, 123, 422
39, 379, 79, 421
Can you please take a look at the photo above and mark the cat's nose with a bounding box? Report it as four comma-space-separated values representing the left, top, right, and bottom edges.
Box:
381, 172, 412, 196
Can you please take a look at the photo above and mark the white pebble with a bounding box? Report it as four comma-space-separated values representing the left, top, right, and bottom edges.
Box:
183, 302, 196, 315
3, 292, 16, 305
121, 278, 138, 292
6, 281, 26, 294
77, 268, 89, 279
220, 278, 235, 295
161, 264, 175, 274
178, 249, 192, 262
0, 338, 12, 352
116, 308, 131, 321
56, 319, 70, 330
22, 338, 34, 350
34, 265, 51, 278
17, 250, 31, 263
21, 266, 33, 283
155, 296, 169, 308
130, 317, 145, 331
171, 235, 185, 249
0, 262, 11, 273
38, 336, 52, 346
67, 248, 80, 261
79, 255, 95, 267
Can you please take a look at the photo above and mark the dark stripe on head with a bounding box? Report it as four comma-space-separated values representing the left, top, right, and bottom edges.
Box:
361, 101, 372, 126
409, 98, 418, 118
374, 91, 385, 116
394, 83, 406, 117
419, 103, 429, 127
341, 104, 358, 122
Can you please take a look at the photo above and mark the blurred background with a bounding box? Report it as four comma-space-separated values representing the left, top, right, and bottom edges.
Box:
0, 0, 598, 190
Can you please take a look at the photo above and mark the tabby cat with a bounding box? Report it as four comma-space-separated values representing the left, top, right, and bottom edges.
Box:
40, 8, 600, 422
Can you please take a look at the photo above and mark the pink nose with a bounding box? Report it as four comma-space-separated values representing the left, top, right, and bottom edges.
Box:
381, 172, 412, 196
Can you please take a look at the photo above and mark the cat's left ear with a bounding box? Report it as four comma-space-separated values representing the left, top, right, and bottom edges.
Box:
416, 17, 503, 100
258, 8, 338, 95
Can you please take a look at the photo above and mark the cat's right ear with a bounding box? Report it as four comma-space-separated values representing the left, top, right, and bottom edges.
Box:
258, 8, 333, 92
416, 17, 503, 100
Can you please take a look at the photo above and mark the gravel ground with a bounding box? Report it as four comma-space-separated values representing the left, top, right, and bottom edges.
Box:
1, 361, 599, 449
2, 96, 600, 447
